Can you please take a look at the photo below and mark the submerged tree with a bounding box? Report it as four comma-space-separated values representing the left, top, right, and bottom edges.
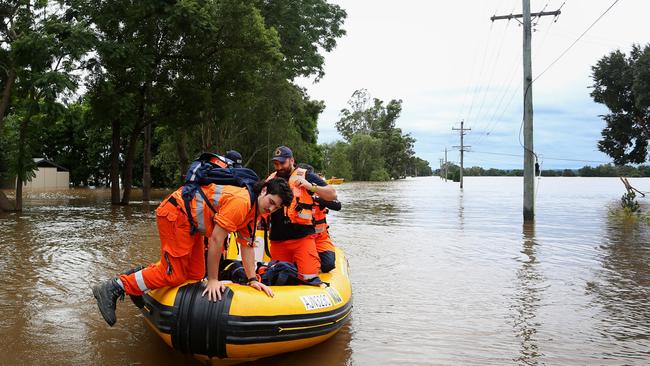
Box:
1, 1, 93, 210
591, 44, 650, 165
335, 89, 416, 179
321, 141, 352, 181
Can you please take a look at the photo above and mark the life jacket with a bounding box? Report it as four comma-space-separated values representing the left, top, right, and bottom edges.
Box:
267, 168, 314, 226
181, 153, 260, 235
313, 204, 329, 234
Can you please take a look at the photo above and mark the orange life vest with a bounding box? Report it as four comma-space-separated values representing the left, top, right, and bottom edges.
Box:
267, 167, 314, 225
313, 203, 328, 234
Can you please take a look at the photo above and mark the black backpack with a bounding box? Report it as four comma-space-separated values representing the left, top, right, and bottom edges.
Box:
260, 260, 323, 286
181, 153, 260, 235
219, 260, 248, 284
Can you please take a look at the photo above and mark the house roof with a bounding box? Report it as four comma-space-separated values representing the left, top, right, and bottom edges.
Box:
33, 158, 69, 172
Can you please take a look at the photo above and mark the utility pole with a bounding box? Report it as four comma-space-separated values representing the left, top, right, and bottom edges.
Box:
444, 147, 448, 181
491, 0, 561, 221
452, 120, 471, 189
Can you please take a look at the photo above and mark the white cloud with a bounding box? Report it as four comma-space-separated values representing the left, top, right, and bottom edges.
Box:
297, 0, 650, 168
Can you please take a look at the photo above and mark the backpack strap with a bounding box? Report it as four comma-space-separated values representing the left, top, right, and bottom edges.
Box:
197, 186, 217, 214
262, 217, 271, 259
183, 187, 198, 235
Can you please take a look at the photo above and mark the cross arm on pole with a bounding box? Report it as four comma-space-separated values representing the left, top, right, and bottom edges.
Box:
491, 10, 560, 22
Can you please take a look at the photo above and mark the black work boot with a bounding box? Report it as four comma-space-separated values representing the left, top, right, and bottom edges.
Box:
92, 278, 124, 326
121, 265, 145, 309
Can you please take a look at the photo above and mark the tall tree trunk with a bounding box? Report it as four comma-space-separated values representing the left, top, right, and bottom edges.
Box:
110, 119, 121, 205
14, 114, 30, 211
142, 123, 152, 202
0, 68, 17, 212
176, 131, 190, 182
122, 84, 149, 205
15, 176, 23, 211
120, 126, 141, 205
0, 67, 16, 131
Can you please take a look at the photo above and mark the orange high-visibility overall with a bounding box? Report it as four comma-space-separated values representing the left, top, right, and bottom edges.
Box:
120, 185, 255, 296
267, 168, 320, 278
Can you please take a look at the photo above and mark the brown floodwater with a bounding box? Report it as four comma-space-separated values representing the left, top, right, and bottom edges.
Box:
1, 177, 650, 365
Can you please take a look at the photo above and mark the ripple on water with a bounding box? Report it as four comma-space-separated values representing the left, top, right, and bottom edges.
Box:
3, 179, 650, 365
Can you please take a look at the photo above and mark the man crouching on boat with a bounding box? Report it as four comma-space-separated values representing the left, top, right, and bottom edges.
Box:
92, 178, 293, 326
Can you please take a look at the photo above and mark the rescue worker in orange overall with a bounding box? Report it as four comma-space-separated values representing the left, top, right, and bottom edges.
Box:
266, 146, 337, 281
297, 163, 341, 273
92, 177, 293, 326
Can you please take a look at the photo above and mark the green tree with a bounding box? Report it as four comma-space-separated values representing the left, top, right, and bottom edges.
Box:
79, 0, 305, 199
412, 157, 432, 176
336, 89, 416, 179
562, 169, 576, 177
321, 141, 352, 180
348, 134, 385, 181
36, 102, 112, 186
591, 44, 650, 165
638, 165, 650, 177
253, 0, 346, 80
369, 168, 389, 181
1, 1, 92, 210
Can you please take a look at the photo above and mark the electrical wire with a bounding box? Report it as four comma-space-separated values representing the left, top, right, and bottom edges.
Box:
468, 20, 512, 134
463, 22, 496, 125
517, 0, 621, 176
470, 0, 563, 148
469, 150, 612, 164
533, 0, 620, 83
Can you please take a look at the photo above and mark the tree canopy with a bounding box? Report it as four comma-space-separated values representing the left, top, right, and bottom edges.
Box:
591, 43, 650, 165
324, 89, 425, 181
0, 0, 347, 209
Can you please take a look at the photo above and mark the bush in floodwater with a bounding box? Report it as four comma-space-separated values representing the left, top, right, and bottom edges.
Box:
369, 168, 390, 181
621, 191, 640, 214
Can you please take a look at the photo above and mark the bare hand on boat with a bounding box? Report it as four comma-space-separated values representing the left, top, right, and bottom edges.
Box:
249, 280, 274, 297
203, 279, 228, 301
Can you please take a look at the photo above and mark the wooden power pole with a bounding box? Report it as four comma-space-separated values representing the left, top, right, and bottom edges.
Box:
452, 120, 471, 189
491, 0, 561, 221
445, 147, 449, 182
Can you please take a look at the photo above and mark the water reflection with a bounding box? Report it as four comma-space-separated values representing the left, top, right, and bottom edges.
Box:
245, 322, 353, 366
335, 182, 405, 226
586, 213, 650, 359
458, 190, 465, 231
4, 179, 650, 365
512, 222, 545, 365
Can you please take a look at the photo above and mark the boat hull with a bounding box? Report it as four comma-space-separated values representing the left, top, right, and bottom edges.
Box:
139, 247, 352, 362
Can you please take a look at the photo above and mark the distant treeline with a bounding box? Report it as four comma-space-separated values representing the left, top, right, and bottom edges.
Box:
436, 164, 650, 179
320, 89, 432, 181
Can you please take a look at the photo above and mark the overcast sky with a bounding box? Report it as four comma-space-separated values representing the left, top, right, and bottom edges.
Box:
296, 0, 649, 169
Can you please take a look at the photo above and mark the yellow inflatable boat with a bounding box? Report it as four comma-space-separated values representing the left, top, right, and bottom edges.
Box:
137, 242, 352, 363
325, 178, 345, 185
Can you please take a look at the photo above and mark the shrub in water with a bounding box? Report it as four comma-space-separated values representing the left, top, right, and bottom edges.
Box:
621, 191, 640, 213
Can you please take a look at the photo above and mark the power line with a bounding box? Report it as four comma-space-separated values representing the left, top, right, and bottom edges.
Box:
469, 150, 612, 164
470, 1, 564, 148
517, 0, 620, 162
532, 0, 620, 83
468, 20, 511, 132
463, 23, 496, 125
